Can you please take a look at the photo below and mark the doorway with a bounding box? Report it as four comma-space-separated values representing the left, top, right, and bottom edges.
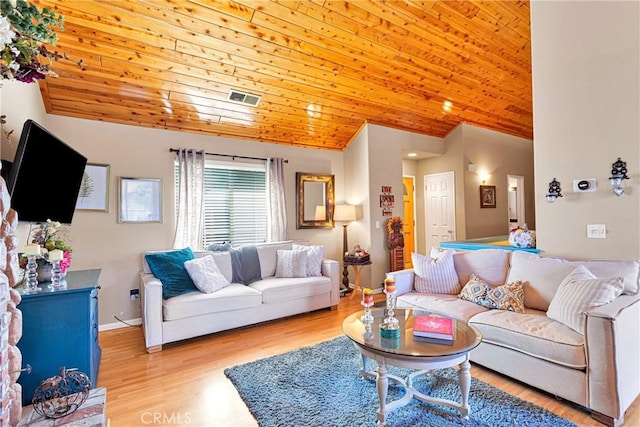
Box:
424, 171, 456, 250
402, 176, 416, 269
507, 175, 525, 230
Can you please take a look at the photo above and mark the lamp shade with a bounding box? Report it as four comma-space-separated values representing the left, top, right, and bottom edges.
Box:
334, 204, 357, 222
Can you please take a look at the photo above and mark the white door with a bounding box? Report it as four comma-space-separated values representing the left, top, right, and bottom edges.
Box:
425, 172, 456, 250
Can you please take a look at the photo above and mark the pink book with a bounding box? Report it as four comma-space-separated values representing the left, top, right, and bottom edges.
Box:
413, 315, 454, 340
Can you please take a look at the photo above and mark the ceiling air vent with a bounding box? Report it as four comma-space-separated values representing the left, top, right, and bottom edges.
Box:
228, 90, 261, 107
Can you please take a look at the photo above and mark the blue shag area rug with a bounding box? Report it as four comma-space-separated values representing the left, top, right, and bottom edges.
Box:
224, 336, 577, 427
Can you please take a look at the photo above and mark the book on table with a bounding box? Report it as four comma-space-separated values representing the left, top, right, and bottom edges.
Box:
413, 335, 455, 346
413, 314, 455, 340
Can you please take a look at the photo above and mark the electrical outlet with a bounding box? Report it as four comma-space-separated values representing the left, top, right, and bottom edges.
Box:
587, 224, 606, 239
130, 289, 140, 301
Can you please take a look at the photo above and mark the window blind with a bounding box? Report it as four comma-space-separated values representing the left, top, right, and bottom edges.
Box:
176, 161, 267, 248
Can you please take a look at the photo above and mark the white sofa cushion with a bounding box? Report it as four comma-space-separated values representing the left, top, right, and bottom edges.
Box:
163, 283, 262, 321
397, 293, 490, 322
506, 251, 577, 311
569, 259, 639, 295
452, 249, 511, 286
184, 255, 230, 293
547, 265, 624, 334
207, 251, 233, 283
469, 309, 586, 369
275, 250, 307, 278
292, 244, 324, 276
412, 249, 461, 294
256, 241, 293, 278
508, 252, 639, 311
250, 276, 332, 304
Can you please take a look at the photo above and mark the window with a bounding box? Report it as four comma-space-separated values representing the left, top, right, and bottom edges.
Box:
176, 160, 267, 248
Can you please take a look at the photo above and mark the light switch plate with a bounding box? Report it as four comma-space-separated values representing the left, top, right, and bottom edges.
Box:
587, 224, 606, 238
573, 178, 597, 192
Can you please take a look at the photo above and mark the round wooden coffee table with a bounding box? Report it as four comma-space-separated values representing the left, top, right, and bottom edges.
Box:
343, 308, 482, 426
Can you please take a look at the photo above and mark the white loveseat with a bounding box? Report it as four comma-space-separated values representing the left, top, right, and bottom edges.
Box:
140, 241, 340, 353
387, 249, 640, 427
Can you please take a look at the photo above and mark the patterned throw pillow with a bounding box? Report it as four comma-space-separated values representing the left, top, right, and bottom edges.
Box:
275, 250, 308, 278
458, 274, 494, 308
292, 244, 324, 276
547, 265, 624, 334
412, 248, 461, 294
184, 255, 230, 294
486, 281, 526, 313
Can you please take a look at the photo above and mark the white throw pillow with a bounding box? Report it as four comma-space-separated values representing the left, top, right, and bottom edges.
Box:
292, 244, 324, 276
275, 250, 307, 278
412, 248, 461, 294
184, 255, 231, 293
547, 265, 624, 334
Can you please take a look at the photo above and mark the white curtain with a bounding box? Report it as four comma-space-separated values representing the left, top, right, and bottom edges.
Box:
173, 149, 205, 249
267, 157, 287, 242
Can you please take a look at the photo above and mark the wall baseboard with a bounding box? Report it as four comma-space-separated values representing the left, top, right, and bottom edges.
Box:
99, 317, 142, 331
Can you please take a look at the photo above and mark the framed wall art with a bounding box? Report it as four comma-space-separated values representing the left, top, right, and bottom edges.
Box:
480, 185, 496, 208
118, 177, 163, 223
76, 163, 110, 212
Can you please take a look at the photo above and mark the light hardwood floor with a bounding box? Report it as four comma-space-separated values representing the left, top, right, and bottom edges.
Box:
98, 294, 639, 426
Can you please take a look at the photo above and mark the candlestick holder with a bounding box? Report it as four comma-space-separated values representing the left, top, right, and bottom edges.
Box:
24, 255, 41, 294
360, 300, 374, 324
382, 288, 399, 327
50, 259, 66, 290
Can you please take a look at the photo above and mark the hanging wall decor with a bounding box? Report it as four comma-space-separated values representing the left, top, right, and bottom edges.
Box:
380, 186, 394, 216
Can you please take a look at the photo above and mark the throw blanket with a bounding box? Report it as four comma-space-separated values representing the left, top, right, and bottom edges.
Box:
230, 246, 262, 285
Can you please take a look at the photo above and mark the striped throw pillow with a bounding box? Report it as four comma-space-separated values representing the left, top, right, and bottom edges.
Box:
412, 248, 461, 294
547, 265, 624, 334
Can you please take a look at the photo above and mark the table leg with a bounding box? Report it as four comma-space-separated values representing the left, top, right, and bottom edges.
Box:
376, 362, 389, 426
349, 265, 362, 299
458, 357, 471, 418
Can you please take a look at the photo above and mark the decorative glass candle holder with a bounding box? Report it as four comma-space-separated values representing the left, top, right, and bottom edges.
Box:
360, 288, 374, 324
380, 278, 399, 338
24, 254, 41, 294
48, 249, 66, 290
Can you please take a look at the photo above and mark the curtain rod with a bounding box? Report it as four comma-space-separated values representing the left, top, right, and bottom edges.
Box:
170, 148, 287, 163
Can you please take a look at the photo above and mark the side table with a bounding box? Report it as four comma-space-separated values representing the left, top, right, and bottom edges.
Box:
345, 260, 372, 299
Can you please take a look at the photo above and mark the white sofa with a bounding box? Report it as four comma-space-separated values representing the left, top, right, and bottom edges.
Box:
140, 241, 340, 353
387, 249, 640, 427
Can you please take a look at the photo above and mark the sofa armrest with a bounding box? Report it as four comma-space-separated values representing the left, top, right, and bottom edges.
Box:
585, 294, 640, 421
322, 259, 340, 307
140, 272, 164, 352
385, 268, 415, 296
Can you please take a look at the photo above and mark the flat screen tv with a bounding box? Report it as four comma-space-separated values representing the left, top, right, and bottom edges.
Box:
7, 120, 87, 224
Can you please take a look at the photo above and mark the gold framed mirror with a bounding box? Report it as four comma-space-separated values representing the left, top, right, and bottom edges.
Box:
296, 172, 335, 229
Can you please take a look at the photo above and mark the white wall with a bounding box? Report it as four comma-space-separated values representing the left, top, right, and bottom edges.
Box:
531, 1, 640, 258
1, 82, 345, 326
348, 124, 444, 289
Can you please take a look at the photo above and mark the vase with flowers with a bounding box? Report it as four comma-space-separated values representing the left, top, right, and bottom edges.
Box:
19, 219, 72, 283
0, 0, 81, 83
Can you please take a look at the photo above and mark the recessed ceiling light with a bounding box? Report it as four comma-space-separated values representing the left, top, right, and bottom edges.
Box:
443, 100, 453, 113
407, 152, 417, 157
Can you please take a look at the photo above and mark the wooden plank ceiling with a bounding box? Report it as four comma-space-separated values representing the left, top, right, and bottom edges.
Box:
36, 0, 532, 151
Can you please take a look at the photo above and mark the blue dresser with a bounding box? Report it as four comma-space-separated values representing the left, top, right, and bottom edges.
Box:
16, 269, 102, 406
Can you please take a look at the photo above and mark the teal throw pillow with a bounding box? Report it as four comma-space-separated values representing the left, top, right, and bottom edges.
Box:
145, 247, 198, 299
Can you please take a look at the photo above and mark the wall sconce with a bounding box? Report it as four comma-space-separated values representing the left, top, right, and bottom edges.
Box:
479, 172, 491, 183
609, 157, 629, 197
546, 178, 563, 203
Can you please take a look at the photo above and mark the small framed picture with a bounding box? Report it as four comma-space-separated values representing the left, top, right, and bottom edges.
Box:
118, 177, 163, 223
76, 163, 110, 212
480, 185, 496, 208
